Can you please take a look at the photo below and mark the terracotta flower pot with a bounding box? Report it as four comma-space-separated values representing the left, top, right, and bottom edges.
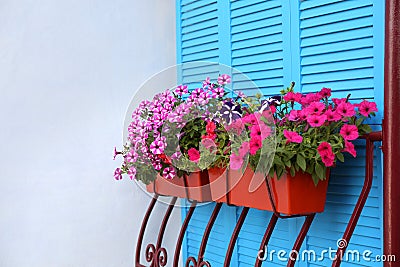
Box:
208, 167, 228, 203
228, 167, 330, 215
146, 171, 212, 202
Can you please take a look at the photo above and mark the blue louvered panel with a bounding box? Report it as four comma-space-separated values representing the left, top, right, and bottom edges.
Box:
299, 2, 383, 264
237, 207, 290, 267
299, 0, 375, 102
184, 203, 237, 266
230, 0, 285, 96
304, 142, 383, 267
180, 0, 219, 86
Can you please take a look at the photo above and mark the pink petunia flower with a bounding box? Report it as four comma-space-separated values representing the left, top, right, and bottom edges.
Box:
211, 87, 225, 98
150, 140, 165, 155
336, 102, 356, 117
113, 147, 122, 160
343, 140, 357, 157
202, 77, 211, 88
317, 142, 333, 156
230, 153, 244, 170
283, 91, 302, 102
307, 114, 327, 127
283, 130, 303, 144
114, 168, 122, 180
175, 85, 188, 96
324, 109, 341, 122
191, 88, 204, 99
306, 102, 326, 114
288, 110, 300, 121
162, 167, 176, 180
188, 148, 201, 162
198, 92, 210, 105
242, 114, 257, 125
238, 141, 250, 157
317, 142, 335, 167
249, 136, 262, 155
357, 100, 378, 117
300, 93, 321, 106
320, 152, 335, 167
217, 74, 231, 85
126, 150, 138, 163
128, 166, 137, 180
340, 124, 359, 140
153, 161, 162, 171
332, 98, 347, 106
318, 87, 332, 98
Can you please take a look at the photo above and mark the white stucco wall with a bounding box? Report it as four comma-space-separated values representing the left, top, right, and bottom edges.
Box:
0, 1, 179, 266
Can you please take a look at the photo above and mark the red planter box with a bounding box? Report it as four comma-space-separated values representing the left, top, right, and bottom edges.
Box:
146, 171, 212, 202
208, 167, 228, 203
227, 167, 329, 215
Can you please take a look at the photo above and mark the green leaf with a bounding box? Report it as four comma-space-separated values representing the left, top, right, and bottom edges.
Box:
315, 162, 325, 180
337, 152, 345, 163
311, 173, 319, 186
356, 117, 364, 127
290, 166, 295, 177
296, 154, 306, 171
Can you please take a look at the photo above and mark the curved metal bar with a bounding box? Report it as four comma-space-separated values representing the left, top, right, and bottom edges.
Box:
185, 203, 223, 267
156, 197, 178, 248
198, 203, 223, 259
143, 197, 177, 267
174, 200, 198, 267
332, 132, 381, 266
287, 213, 316, 267
224, 207, 249, 267
135, 195, 158, 267
254, 214, 279, 267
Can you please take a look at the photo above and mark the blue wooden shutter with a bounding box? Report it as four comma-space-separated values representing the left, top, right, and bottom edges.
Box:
178, 1, 237, 266
176, 0, 385, 266
297, 1, 384, 266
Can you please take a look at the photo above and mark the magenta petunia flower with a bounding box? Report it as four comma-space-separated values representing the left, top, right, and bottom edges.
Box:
191, 88, 204, 99
283, 130, 303, 144
150, 140, 165, 155
114, 168, 122, 180
202, 77, 211, 88
340, 124, 359, 140
162, 167, 176, 180
217, 74, 231, 85
318, 87, 332, 98
175, 85, 188, 96
128, 166, 137, 180
283, 91, 302, 102
249, 136, 262, 155
343, 140, 357, 157
306, 102, 326, 114
317, 142, 333, 156
188, 148, 200, 162
126, 150, 138, 163
211, 87, 224, 98
113, 147, 122, 160
324, 109, 341, 122
320, 152, 335, 167
198, 92, 210, 105
288, 110, 300, 121
307, 114, 327, 127
336, 102, 356, 117
357, 100, 378, 117
153, 161, 162, 171
238, 141, 250, 157
317, 142, 335, 167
